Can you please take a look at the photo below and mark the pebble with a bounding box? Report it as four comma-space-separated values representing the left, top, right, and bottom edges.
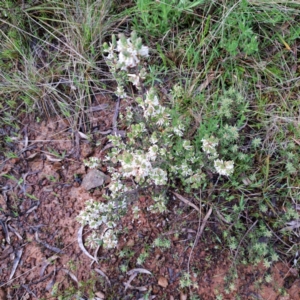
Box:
81, 169, 110, 190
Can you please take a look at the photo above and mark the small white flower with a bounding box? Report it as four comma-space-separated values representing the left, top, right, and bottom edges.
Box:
115, 86, 127, 98
173, 124, 185, 136
160, 148, 167, 157
202, 137, 219, 160
182, 140, 193, 150
151, 168, 168, 185
128, 74, 141, 87
150, 132, 158, 144
138, 45, 149, 57
125, 107, 133, 122
102, 229, 118, 249
180, 162, 193, 177
214, 159, 234, 176
147, 145, 159, 161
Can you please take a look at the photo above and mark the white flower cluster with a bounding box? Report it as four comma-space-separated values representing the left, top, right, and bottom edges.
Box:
102, 229, 118, 249
201, 137, 219, 157
77, 199, 118, 249
173, 124, 185, 137
77, 199, 116, 228
85, 229, 118, 249
103, 32, 149, 71
138, 88, 171, 125
118, 150, 167, 185
83, 157, 101, 169
201, 136, 234, 176
214, 159, 234, 176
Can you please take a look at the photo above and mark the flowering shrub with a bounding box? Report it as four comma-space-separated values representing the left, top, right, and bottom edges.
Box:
78, 32, 239, 249
77, 199, 118, 249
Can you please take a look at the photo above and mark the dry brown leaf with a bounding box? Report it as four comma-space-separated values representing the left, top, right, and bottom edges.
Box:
158, 276, 168, 288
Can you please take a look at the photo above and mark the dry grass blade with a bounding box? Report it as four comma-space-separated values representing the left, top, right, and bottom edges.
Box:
40, 260, 50, 278
123, 281, 148, 292
94, 268, 111, 286
45, 154, 64, 162
7, 225, 22, 240
194, 206, 213, 246
112, 97, 120, 134
124, 272, 137, 292
87, 104, 109, 112
172, 192, 200, 212
35, 231, 64, 254
78, 131, 90, 140
62, 268, 78, 284
214, 207, 231, 224
22, 284, 37, 298
0, 218, 11, 244
9, 248, 23, 280
127, 268, 152, 276
195, 72, 218, 94
124, 268, 152, 292
282, 220, 300, 231
25, 205, 38, 215
234, 220, 258, 260
40, 255, 59, 278
45, 269, 56, 291
78, 226, 98, 263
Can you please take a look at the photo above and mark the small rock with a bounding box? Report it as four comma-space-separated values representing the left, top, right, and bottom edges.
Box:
95, 291, 105, 299
81, 169, 110, 190
158, 276, 168, 288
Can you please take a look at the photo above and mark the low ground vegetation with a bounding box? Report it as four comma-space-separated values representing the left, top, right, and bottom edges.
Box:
0, 0, 299, 299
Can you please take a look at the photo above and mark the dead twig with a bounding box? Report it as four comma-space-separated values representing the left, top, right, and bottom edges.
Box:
172, 192, 200, 212
194, 206, 213, 246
